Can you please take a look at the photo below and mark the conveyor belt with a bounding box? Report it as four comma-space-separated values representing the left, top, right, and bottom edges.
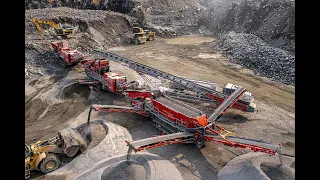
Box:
225, 136, 281, 152
93, 50, 254, 112
207, 87, 246, 123
128, 132, 193, 150
91, 104, 134, 110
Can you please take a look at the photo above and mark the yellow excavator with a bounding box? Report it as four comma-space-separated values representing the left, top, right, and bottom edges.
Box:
25, 129, 85, 179
32, 18, 75, 39
132, 26, 156, 44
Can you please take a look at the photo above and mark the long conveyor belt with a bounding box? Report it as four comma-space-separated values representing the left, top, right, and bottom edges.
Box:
127, 132, 194, 151
207, 87, 246, 123
93, 50, 254, 112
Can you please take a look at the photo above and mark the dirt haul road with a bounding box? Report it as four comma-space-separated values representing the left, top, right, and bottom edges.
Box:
25, 36, 294, 180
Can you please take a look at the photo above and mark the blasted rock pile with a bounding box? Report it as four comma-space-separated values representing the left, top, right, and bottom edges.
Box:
212, 32, 295, 86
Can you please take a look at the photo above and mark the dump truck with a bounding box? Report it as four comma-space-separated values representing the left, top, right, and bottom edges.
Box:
131, 26, 156, 44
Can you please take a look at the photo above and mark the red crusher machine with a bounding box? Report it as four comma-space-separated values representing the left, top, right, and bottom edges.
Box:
83, 50, 281, 160
50, 40, 84, 66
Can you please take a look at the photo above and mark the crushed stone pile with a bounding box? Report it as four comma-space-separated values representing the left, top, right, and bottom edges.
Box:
75, 153, 184, 180
44, 120, 132, 179
205, 0, 295, 52
218, 152, 295, 180
43, 120, 183, 180
212, 31, 295, 86
25, 42, 65, 78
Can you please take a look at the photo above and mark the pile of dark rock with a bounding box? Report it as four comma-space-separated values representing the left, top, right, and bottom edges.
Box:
212, 31, 295, 86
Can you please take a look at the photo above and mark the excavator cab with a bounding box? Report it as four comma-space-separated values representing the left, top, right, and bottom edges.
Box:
54, 28, 64, 36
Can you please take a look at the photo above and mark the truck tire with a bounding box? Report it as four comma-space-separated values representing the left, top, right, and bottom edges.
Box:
39, 153, 60, 174
148, 36, 154, 41
135, 39, 139, 45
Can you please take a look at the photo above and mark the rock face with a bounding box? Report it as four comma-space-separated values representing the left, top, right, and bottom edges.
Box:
25, 0, 295, 52
25, 1, 295, 84
212, 32, 295, 86
25, 7, 135, 78
25, 0, 135, 13
203, 0, 295, 52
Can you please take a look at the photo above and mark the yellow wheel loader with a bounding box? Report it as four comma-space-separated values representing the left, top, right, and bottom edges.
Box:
25, 129, 86, 179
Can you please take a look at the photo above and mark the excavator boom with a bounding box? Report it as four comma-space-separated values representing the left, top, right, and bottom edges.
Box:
32, 18, 74, 39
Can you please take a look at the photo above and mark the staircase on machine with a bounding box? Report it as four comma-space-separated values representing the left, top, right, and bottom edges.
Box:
25, 165, 30, 179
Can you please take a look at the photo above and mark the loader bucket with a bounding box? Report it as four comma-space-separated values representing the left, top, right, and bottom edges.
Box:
58, 128, 87, 157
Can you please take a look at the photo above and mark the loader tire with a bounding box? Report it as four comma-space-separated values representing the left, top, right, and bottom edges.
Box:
148, 36, 154, 41
135, 39, 139, 45
39, 153, 60, 174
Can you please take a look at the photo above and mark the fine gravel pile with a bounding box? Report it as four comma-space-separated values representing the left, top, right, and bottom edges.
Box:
43, 120, 184, 180
45, 120, 132, 179
212, 31, 295, 86
218, 152, 295, 180
75, 153, 184, 180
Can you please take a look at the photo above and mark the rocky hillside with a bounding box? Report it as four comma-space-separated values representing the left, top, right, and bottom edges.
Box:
25, 7, 135, 78
202, 0, 295, 52
25, 0, 295, 51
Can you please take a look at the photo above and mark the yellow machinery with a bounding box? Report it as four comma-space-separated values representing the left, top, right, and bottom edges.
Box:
32, 18, 75, 39
132, 26, 156, 44
25, 135, 63, 179
25, 131, 82, 179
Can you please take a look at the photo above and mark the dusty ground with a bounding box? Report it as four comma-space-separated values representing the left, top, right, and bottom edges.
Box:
25, 36, 295, 180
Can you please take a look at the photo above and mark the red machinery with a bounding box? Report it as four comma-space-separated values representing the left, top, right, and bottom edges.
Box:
80, 51, 280, 160
87, 87, 281, 160
93, 50, 256, 112
78, 58, 139, 93
50, 40, 83, 66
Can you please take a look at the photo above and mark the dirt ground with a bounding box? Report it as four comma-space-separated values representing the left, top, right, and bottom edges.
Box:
25, 36, 295, 180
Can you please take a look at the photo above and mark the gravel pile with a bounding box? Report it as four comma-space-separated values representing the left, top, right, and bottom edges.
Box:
212, 32, 295, 86
25, 42, 65, 78
218, 152, 295, 180
25, 7, 134, 22
45, 120, 132, 179
204, 0, 295, 52
43, 120, 183, 180
75, 153, 184, 180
